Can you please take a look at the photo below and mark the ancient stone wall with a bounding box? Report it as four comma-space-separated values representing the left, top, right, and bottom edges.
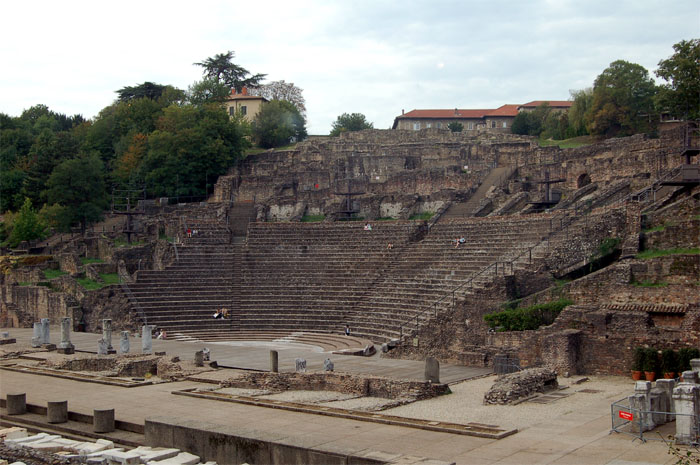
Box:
220, 371, 449, 400
483, 368, 558, 404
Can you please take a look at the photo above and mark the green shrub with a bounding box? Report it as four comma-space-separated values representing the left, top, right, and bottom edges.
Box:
409, 212, 434, 220
642, 348, 659, 373
483, 299, 574, 331
80, 257, 103, 265
661, 349, 678, 374
632, 347, 645, 371
636, 248, 700, 259
43, 269, 67, 279
678, 348, 700, 372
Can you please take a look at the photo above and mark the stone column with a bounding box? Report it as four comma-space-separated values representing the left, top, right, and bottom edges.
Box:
31, 323, 42, 348
40, 318, 50, 345
194, 350, 204, 367
629, 381, 654, 432
683, 370, 698, 384
119, 331, 130, 354
295, 358, 306, 372
690, 359, 700, 374
57, 318, 75, 355
97, 339, 108, 355
102, 319, 114, 353
270, 350, 278, 373
656, 379, 676, 417
94, 408, 115, 433
673, 381, 700, 444
141, 325, 153, 354
47, 400, 68, 424
424, 357, 440, 384
6, 393, 26, 415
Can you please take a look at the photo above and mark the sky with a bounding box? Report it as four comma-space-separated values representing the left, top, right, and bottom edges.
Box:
1, 0, 698, 134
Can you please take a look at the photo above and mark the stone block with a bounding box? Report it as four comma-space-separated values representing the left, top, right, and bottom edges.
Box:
270, 350, 278, 372
424, 357, 440, 383
94, 408, 115, 433
295, 358, 306, 372
146, 451, 200, 465
102, 450, 141, 465
47, 400, 68, 424
0, 427, 28, 440
86, 448, 124, 458
6, 393, 26, 415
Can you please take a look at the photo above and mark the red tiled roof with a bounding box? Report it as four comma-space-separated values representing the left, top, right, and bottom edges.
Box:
520, 100, 573, 109
602, 303, 688, 314
486, 104, 520, 117
399, 109, 492, 119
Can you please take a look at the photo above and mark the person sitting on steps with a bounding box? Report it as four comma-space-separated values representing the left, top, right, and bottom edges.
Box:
345, 325, 351, 336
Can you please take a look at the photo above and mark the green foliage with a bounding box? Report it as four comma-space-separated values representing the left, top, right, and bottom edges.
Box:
447, 122, 463, 133
537, 136, 594, 149
655, 39, 700, 120
43, 269, 67, 279
252, 100, 307, 148
565, 89, 593, 138
46, 153, 108, 232
194, 51, 266, 93
632, 347, 645, 371
187, 78, 231, 106
329, 113, 373, 136
6, 198, 47, 247
636, 248, 700, 259
586, 60, 658, 137
632, 280, 668, 288
483, 299, 574, 331
594, 237, 621, 259
301, 214, 325, 222
80, 257, 103, 264
117, 82, 184, 103
642, 348, 659, 373
409, 212, 434, 220
661, 349, 679, 374
678, 348, 700, 372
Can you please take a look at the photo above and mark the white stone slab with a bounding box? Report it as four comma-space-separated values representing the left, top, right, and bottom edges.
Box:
86, 448, 124, 458
139, 448, 181, 462
103, 450, 141, 465
76, 440, 115, 454
147, 452, 200, 465
0, 427, 28, 440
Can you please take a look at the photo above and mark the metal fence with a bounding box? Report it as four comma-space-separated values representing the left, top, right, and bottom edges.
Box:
611, 397, 699, 444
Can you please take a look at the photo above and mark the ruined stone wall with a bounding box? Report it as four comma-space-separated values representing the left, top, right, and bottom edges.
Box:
213, 128, 685, 221
0, 283, 76, 328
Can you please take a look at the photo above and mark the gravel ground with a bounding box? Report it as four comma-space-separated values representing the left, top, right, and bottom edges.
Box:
215, 387, 272, 397
263, 390, 359, 403
318, 396, 405, 411
383, 374, 633, 430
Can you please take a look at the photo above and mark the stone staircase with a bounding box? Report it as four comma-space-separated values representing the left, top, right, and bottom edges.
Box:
126, 215, 237, 338
442, 166, 516, 219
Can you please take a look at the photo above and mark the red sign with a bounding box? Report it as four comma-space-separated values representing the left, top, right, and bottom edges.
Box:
619, 410, 634, 421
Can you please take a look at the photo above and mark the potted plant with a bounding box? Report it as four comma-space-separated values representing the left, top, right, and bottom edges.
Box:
678, 348, 700, 376
631, 347, 645, 380
643, 348, 659, 381
661, 349, 678, 379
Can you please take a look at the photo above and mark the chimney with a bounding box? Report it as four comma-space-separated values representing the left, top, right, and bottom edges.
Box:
402, 109, 404, 115
454, 108, 459, 115
231, 88, 237, 95
241, 87, 248, 96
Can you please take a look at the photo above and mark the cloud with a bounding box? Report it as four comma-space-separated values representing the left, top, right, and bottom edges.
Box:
0, 0, 697, 134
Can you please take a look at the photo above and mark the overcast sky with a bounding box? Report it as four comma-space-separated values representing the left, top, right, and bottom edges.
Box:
1, 0, 697, 134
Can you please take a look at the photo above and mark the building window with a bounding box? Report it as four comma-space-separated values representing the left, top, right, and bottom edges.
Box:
436, 122, 442, 129
426, 122, 432, 128
467, 122, 474, 130
228, 107, 234, 116
413, 122, 421, 130
240, 106, 247, 116
491, 120, 496, 129
502, 121, 507, 128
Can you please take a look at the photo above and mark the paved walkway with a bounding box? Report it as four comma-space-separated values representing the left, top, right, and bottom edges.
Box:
0, 328, 676, 464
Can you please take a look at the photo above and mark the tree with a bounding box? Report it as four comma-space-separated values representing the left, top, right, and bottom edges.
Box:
447, 122, 463, 133
329, 113, 373, 136
510, 112, 533, 135
195, 51, 266, 93
655, 39, 700, 120
586, 60, 658, 137
117, 82, 173, 102
253, 81, 306, 117
566, 89, 593, 138
187, 78, 231, 105
45, 154, 109, 233
252, 100, 307, 148
138, 104, 249, 197
6, 198, 46, 248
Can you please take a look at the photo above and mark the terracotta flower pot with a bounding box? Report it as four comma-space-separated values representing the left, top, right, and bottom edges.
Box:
644, 371, 656, 381
631, 370, 643, 381
664, 372, 675, 379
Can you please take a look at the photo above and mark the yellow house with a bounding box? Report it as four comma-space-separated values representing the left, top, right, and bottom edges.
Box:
223, 87, 267, 122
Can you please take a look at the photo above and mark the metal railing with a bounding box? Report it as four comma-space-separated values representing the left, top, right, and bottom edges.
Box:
120, 282, 148, 326
398, 211, 578, 339
611, 397, 698, 444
